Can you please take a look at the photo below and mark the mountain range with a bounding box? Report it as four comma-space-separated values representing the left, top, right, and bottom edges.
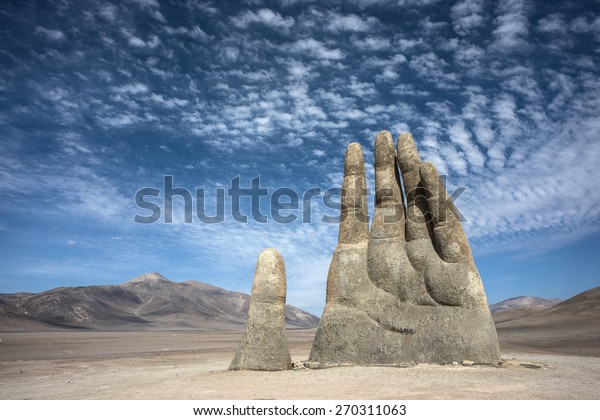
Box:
492, 286, 600, 356
492, 286, 600, 327
0, 272, 319, 332
490, 296, 563, 323
2, 271, 598, 348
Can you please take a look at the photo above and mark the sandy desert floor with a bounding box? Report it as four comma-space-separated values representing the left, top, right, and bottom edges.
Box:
0, 329, 599, 400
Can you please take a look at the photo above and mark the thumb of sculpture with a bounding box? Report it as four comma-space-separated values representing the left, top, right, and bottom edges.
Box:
229, 248, 292, 371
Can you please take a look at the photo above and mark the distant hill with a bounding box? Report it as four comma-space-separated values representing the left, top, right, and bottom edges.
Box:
0, 273, 319, 332
490, 296, 562, 323
495, 286, 600, 328
494, 286, 600, 357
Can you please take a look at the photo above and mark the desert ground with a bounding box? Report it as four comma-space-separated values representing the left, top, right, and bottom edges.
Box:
1, 328, 599, 400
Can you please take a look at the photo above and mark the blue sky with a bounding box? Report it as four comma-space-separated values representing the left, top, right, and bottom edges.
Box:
0, 0, 599, 316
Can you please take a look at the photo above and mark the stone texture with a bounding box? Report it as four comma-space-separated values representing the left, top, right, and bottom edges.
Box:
229, 248, 292, 371
308, 130, 500, 367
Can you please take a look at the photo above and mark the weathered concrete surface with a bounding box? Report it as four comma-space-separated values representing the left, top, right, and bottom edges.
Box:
229, 248, 292, 371
308, 130, 500, 367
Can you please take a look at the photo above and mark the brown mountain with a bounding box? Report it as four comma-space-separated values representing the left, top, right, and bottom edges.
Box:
0, 273, 319, 332
494, 286, 600, 357
490, 296, 562, 323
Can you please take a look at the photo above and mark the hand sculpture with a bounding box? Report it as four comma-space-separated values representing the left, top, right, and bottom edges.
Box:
308, 131, 500, 366
230, 248, 292, 371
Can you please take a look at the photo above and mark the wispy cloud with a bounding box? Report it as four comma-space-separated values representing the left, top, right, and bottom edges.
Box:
491, 0, 529, 50
324, 12, 380, 32
288, 38, 344, 60
232, 9, 295, 31
354, 36, 391, 50
112, 83, 149, 94
450, 0, 485, 35
409, 52, 458, 89
163, 25, 209, 40
537, 13, 567, 35
35, 26, 66, 41
129, 0, 165, 21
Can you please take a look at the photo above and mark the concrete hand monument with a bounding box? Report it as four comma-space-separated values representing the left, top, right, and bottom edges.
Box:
229, 248, 292, 371
308, 131, 500, 366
